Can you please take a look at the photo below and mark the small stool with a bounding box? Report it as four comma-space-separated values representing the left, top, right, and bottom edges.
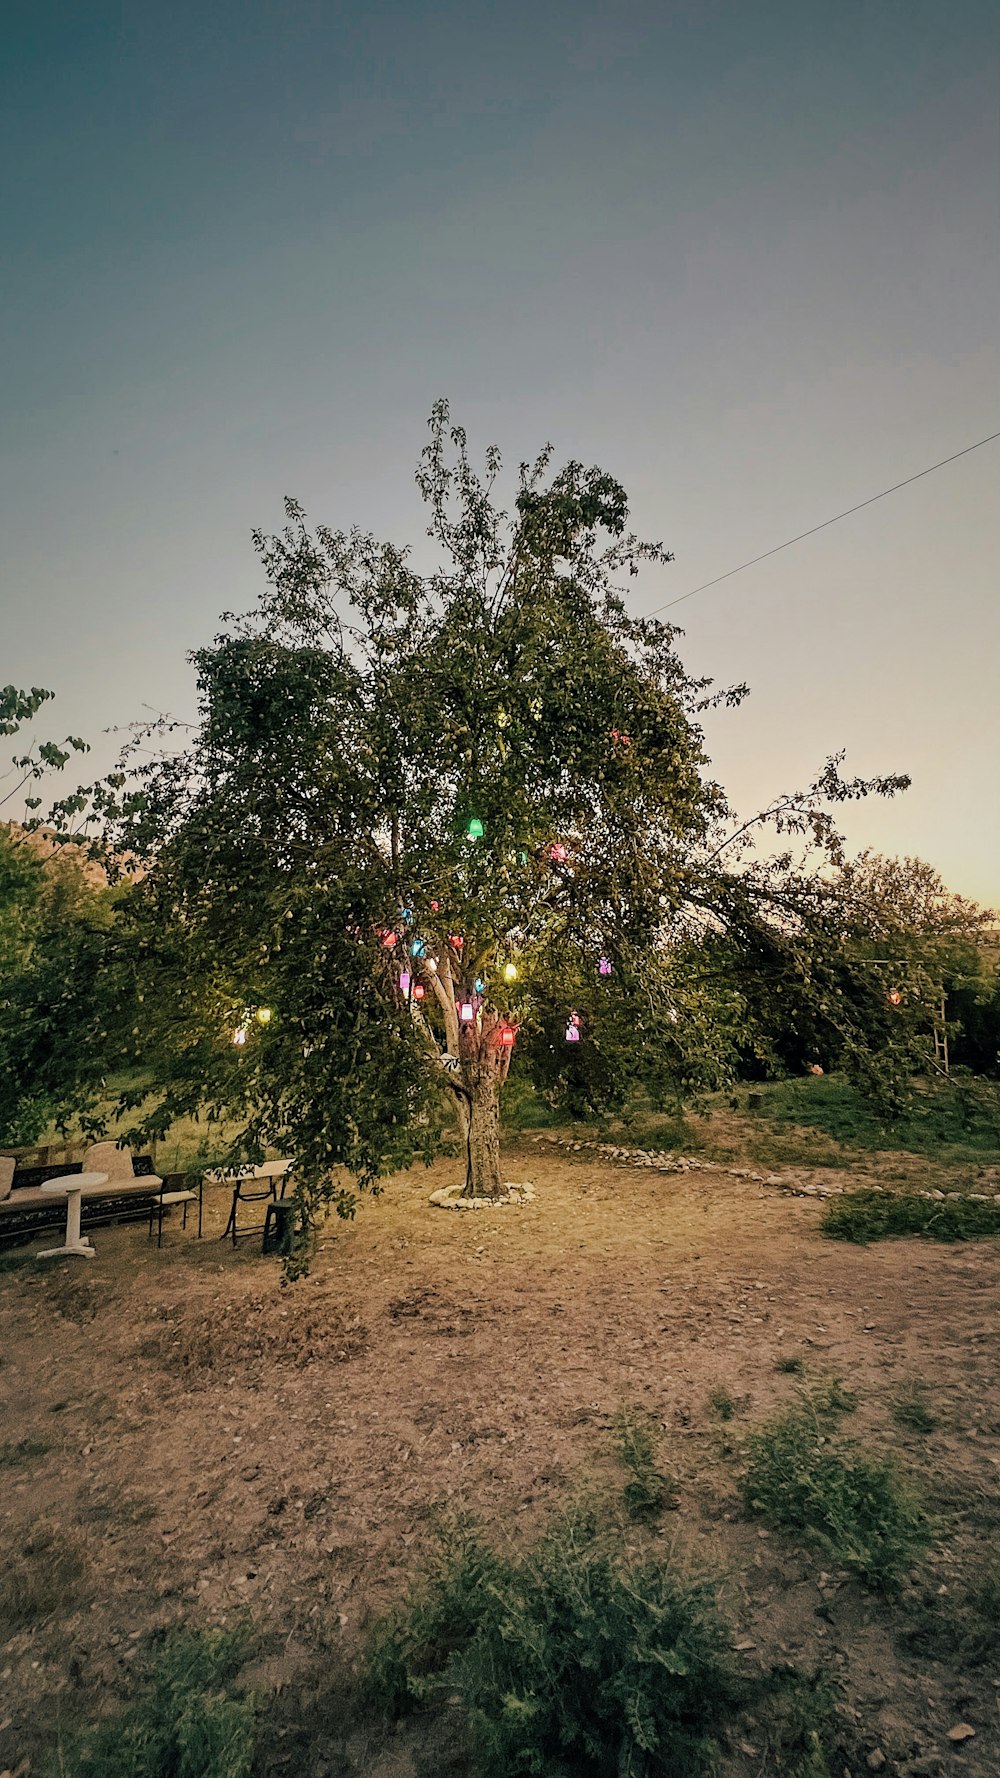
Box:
262, 1199, 299, 1256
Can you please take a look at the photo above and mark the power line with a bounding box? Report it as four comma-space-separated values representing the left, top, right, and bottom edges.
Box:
646, 429, 1000, 617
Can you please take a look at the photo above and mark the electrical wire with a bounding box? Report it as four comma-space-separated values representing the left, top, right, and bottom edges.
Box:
646, 430, 1000, 617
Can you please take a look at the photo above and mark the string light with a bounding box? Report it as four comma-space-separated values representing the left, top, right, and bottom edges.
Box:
255, 1006, 273, 1024
503, 962, 518, 983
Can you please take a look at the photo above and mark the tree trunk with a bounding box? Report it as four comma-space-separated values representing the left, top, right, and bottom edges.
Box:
465, 1070, 503, 1198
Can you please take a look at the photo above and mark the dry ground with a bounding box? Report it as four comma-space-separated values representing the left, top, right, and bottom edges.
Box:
1, 1141, 999, 1777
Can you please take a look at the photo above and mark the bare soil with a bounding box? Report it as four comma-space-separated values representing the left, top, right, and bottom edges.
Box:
1, 1140, 999, 1777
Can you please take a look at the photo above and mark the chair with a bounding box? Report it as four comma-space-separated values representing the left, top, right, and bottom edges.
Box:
0, 1156, 14, 1203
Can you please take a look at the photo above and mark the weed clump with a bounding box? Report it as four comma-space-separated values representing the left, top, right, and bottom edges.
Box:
51, 1625, 258, 1778
613, 1407, 675, 1517
367, 1504, 743, 1777
740, 1390, 929, 1591
891, 1383, 938, 1434
0, 1523, 85, 1629
821, 1189, 1000, 1244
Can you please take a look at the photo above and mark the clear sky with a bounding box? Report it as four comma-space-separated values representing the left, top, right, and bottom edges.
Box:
2, 1, 998, 902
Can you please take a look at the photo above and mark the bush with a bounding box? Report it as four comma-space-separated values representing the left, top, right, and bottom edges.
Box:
367, 1504, 744, 1777
740, 1396, 929, 1591
821, 1189, 1000, 1244
51, 1625, 258, 1778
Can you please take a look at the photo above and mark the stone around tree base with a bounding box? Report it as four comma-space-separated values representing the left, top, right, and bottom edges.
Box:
429, 1182, 536, 1211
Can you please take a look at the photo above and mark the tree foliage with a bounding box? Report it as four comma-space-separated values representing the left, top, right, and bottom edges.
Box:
48, 405, 921, 1229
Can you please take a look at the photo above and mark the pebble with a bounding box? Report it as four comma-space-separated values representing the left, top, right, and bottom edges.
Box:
946, 1724, 975, 1742
866, 1752, 887, 1772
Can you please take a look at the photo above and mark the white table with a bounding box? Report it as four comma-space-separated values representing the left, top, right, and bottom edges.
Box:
206, 1160, 294, 1246
37, 1173, 110, 1259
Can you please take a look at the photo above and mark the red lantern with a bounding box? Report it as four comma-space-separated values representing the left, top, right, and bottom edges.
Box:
413, 983, 426, 1001
498, 1024, 516, 1047
450, 935, 464, 950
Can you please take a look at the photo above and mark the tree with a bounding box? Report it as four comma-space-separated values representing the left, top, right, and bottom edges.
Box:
59, 404, 910, 1225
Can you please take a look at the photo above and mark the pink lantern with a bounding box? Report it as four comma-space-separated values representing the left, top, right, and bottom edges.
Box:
399, 971, 411, 995
598, 957, 612, 976
549, 844, 568, 863
459, 1001, 475, 1023
565, 1023, 581, 1043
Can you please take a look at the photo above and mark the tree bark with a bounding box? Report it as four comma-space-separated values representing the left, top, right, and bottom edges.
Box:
465, 1069, 503, 1198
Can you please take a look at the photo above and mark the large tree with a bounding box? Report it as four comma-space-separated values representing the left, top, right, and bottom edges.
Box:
59, 405, 910, 1220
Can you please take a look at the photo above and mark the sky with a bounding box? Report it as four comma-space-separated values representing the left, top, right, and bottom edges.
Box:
2, 0, 998, 902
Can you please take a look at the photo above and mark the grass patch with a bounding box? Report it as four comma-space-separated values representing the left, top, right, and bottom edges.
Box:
50, 1624, 258, 1778
0, 1523, 86, 1629
900, 1565, 1000, 1668
748, 1074, 1000, 1162
707, 1385, 737, 1422
775, 1355, 806, 1374
891, 1383, 938, 1434
613, 1406, 676, 1517
820, 1189, 1000, 1244
0, 1436, 51, 1467
367, 1502, 745, 1777
739, 1389, 929, 1591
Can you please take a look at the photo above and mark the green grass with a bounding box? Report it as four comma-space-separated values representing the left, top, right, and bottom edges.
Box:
0, 1523, 86, 1629
612, 1406, 675, 1517
749, 1074, 1000, 1163
368, 1503, 745, 1778
900, 1565, 1000, 1667
821, 1189, 1000, 1244
49, 1624, 258, 1778
891, 1383, 938, 1434
739, 1388, 929, 1592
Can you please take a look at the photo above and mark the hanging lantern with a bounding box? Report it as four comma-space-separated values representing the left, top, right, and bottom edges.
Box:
888, 989, 902, 1006
517, 849, 528, 865
400, 907, 413, 923
381, 931, 397, 948
503, 962, 518, 983
466, 816, 484, 838
598, 957, 612, 977
450, 935, 464, 951
232, 1026, 248, 1047
413, 983, 426, 1001
459, 1001, 475, 1023
565, 1023, 581, 1043
399, 971, 411, 995
474, 977, 484, 993
411, 938, 426, 957
255, 1006, 273, 1024
549, 843, 568, 863
498, 1024, 516, 1047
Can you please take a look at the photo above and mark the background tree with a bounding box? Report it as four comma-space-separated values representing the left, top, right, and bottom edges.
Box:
57, 405, 910, 1229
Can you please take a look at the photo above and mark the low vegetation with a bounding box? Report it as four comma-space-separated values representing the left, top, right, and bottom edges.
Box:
612, 1405, 676, 1517
0, 1523, 86, 1630
368, 1503, 745, 1778
821, 1188, 1000, 1244
50, 1625, 258, 1778
740, 1386, 929, 1591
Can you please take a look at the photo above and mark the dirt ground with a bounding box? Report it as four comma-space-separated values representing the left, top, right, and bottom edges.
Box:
1, 1140, 999, 1777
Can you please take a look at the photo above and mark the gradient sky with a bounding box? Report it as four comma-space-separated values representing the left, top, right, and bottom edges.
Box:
3, 1, 998, 901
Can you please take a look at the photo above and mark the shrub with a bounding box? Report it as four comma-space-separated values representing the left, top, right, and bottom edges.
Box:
367, 1503, 744, 1777
51, 1625, 258, 1778
740, 1396, 929, 1591
613, 1406, 675, 1518
821, 1189, 1000, 1245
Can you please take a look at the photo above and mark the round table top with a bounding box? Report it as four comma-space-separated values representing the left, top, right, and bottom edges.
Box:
39, 1172, 110, 1195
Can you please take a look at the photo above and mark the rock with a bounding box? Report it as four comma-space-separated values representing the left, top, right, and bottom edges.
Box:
866, 1752, 887, 1772
945, 1724, 975, 1742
